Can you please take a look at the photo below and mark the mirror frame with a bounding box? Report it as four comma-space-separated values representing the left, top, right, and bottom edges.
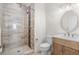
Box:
60, 10, 79, 33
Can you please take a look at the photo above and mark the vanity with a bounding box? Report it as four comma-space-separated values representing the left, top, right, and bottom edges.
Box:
51, 35, 79, 55
51, 9, 79, 55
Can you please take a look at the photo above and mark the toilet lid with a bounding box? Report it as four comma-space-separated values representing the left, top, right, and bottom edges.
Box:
40, 43, 50, 48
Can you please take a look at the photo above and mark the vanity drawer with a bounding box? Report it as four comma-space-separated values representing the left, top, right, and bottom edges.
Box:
53, 42, 79, 55
52, 38, 79, 55
53, 38, 79, 50
63, 46, 79, 55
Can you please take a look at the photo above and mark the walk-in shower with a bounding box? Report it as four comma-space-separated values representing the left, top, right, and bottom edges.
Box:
0, 3, 34, 55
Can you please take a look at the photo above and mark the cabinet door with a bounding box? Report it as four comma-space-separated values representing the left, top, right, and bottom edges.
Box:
63, 46, 79, 55
53, 43, 63, 55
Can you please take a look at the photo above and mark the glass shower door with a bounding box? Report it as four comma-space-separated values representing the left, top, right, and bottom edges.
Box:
1, 3, 30, 54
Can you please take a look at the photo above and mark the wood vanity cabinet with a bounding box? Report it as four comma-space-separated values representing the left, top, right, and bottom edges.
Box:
63, 46, 79, 55
53, 42, 63, 55
52, 37, 79, 55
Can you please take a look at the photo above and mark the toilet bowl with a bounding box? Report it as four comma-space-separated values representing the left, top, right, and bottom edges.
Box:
40, 43, 50, 55
40, 35, 53, 55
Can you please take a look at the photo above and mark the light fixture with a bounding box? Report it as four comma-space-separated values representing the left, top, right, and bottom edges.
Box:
65, 5, 72, 11
59, 4, 73, 12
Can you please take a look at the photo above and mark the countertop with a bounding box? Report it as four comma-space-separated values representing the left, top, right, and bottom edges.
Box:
53, 34, 79, 42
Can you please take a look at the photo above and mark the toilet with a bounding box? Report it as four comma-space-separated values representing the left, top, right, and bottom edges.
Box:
40, 43, 50, 55
40, 35, 53, 55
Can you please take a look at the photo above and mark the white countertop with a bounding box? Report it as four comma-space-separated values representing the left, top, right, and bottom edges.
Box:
53, 34, 79, 42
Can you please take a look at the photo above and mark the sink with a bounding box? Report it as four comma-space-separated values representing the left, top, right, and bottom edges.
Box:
53, 33, 79, 42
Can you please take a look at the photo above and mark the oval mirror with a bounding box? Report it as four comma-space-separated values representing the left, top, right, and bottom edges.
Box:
61, 10, 78, 33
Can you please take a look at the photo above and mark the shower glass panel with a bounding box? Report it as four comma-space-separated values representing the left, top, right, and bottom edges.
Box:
1, 3, 33, 54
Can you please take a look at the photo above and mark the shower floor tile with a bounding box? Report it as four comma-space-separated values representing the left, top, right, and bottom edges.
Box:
1, 45, 33, 55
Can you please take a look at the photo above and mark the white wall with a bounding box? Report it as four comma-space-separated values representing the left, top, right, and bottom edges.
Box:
35, 3, 46, 52
46, 3, 79, 36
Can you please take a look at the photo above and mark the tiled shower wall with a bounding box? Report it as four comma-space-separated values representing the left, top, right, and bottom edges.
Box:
0, 4, 3, 49
0, 3, 34, 53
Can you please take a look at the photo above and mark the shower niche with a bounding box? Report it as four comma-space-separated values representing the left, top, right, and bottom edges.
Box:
0, 3, 34, 55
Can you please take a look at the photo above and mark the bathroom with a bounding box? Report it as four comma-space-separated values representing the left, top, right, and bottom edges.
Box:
0, 3, 79, 55
35, 3, 79, 55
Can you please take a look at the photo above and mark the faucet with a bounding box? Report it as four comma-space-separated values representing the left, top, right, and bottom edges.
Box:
64, 33, 74, 37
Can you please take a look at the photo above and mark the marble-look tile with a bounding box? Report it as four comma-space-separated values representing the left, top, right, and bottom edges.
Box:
0, 3, 34, 54
2, 45, 33, 55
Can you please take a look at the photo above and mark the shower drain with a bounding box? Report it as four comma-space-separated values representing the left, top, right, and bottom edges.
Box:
17, 50, 21, 52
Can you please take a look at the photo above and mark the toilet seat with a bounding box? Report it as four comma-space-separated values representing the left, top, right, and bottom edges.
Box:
40, 43, 50, 48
